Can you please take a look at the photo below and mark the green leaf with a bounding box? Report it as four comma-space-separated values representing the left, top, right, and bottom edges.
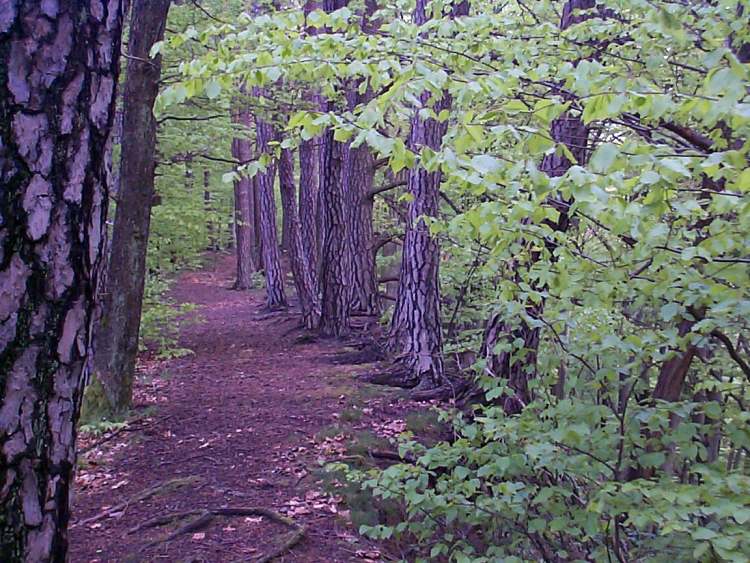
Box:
590, 143, 619, 173
205, 80, 222, 100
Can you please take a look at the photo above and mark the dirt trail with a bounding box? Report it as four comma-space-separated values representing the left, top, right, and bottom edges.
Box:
70, 254, 396, 562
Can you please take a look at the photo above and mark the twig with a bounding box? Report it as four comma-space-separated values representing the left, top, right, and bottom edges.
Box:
76, 476, 203, 527
130, 506, 305, 562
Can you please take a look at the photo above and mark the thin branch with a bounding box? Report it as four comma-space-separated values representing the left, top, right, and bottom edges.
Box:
711, 330, 750, 381
365, 179, 407, 200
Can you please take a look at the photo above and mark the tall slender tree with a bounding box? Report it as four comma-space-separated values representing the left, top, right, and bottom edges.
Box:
345, 0, 380, 316
93, 0, 171, 416
255, 116, 287, 308
0, 1, 124, 558
317, 0, 353, 337
231, 105, 258, 289
298, 137, 319, 274
279, 148, 320, 327
476, 0, 596, 411
388, 0, 470, 389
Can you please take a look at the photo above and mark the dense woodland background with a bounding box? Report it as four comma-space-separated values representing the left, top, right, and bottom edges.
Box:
1, 0, 750, 560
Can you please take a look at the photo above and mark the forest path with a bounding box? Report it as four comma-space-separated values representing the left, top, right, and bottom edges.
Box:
71, 253, 398, 562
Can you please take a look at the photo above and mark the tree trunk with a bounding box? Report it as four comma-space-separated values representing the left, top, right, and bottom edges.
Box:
279, 148, 320, 328
280, 185, 292, 253
387, 0, 469, 389
231, 108, 257, 289
388, 91, 451, 389
253, 174, 264, 269
475, 0, 593, 411
346, 142, 379, 315
203, 168, 216, 250
255, 117, 287, 309
317, 0, 353, 337
92, 0, 170, 416
298, 137, 319, 276
318, 127, 352, 337
0, 1, 124, 559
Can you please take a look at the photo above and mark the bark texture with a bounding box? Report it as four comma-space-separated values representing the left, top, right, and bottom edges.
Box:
0, 1, 123, 559
93, 0, 170, 416
388, 0, 469, 389
477, 0, 593, 411
255, 117, 287, 309
279, 148, 320, 328
231, 107, 257, 289
318, 127, 352, 337
298, 137, 319, 276
345, 141, 379, 315
317, 0, 353, 337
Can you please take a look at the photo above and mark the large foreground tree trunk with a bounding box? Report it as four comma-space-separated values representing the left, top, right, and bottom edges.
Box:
231, 108, 257, 289
0, 1, 123, 559
93, 0, 170, 417
388, 0, 469, 389
279, 148, 320, 328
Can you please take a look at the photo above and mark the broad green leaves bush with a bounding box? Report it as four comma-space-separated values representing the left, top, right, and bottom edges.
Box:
158, 0, 750, 559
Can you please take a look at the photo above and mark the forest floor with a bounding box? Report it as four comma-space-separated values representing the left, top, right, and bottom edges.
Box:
70, 253, 431, 563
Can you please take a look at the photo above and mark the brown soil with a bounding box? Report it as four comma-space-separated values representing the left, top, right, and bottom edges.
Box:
70, 254, 409, 563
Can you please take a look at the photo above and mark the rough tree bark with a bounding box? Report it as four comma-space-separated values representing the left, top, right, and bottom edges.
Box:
475, 0, 593, 412
0, 1, 124, 559
93, 0, 171, 416
231, 106, 257, 289
345, 140, 379, 315
203, 168, 217, 250
298, 137, 319, 275
344, 1, 380, 316
255, 116, 287, 309
279, 148, 320, 328
387, 0, 469, 389
280, 186, 292, 253
318, 127, 352, 336
317, 0, 353, 337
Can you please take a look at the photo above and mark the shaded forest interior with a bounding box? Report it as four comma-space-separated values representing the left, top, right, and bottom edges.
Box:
1, 0, 750, 561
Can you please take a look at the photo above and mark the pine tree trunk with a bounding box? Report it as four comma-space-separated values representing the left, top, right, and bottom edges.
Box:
344, 85, 379, 316
280, 187, 292, 253
298, 137, 319, 276
387, 0, 468, 389
92, 0, 170, 416
231, 108, 257, 289
318, 127, 353, 337
253, 175, 264, 269
476, 0, 593, 411
255, 117, 287, 309
317, 0, 353, 337
0, 1, 124, 559
203, 168, 216, 250
346, 142, 379, 315
279, 148, 320, 328
388, 92, 451, 389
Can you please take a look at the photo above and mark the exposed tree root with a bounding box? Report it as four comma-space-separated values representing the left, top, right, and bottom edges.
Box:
76, 476, 203, 527
359, 365, 417, 388
409, 381, 467, 402
131, 506, 305, 562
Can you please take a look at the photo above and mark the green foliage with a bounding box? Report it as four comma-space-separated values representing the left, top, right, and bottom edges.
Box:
139, 276, 197, 359
155, 0, 750, 559
344, 397, 750, 561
